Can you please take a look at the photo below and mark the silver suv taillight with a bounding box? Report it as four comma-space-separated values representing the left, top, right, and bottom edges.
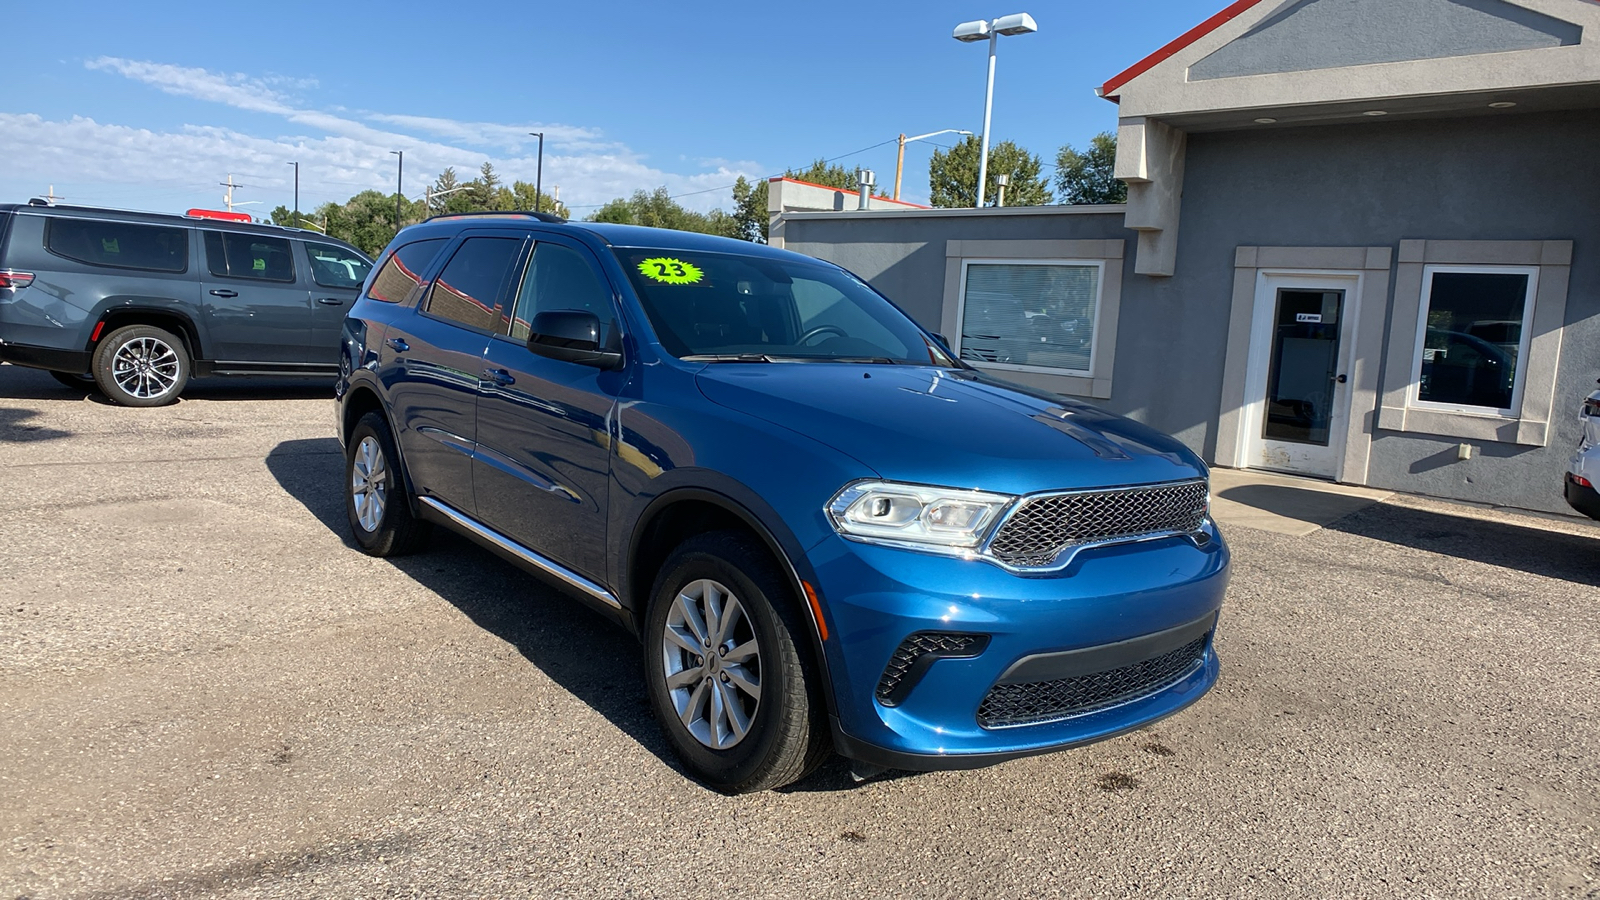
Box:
0, 270, 35, 289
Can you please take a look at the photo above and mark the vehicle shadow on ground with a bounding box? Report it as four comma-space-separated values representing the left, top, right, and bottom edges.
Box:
264, 436, 897, 794
0, 406, 72, 441
1325, 501, 1600, 586
265, 438, 699, 786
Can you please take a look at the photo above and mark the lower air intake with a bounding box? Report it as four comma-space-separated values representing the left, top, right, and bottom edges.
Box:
977, 636, 1208, 729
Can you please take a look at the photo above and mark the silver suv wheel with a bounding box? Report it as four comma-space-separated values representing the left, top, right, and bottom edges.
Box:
350, 435, 388, 533
662, 578, 762, 750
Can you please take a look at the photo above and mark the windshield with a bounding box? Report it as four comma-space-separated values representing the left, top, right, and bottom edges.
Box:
614, 247, 957, 366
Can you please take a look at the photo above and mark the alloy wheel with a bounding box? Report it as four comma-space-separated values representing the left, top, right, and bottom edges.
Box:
350, 435, 388, 532
110, 337, 181, 400
661, 578, 762, 749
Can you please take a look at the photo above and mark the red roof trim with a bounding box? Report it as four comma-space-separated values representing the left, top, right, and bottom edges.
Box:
1100, 0, 1266, 101
768, 176, 930, 208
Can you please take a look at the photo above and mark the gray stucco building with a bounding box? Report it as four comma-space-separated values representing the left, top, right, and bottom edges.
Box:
773, 0, 1598, 515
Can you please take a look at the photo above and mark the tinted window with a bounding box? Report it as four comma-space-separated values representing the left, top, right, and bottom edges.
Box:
1416, 270, 1532, 412
46, 217, 188, 273
507, 242, 615, 342
304, 241, 373, 289
203, 232, 296, 282
425, 237, 521, 332
367, 238, 447, 303
615, 248, 953, 365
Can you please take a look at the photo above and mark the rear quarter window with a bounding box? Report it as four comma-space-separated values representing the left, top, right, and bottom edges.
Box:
366, 238, 447, 303
45, 217, 189, 273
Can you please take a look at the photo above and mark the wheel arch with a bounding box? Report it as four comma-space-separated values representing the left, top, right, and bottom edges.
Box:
340, 381, 425, 519
90, 306, 205, 361
625, 485, 840, 718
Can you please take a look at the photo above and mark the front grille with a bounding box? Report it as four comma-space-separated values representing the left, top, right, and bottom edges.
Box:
977, 636, 1208, 728
987, 480, 1209, 568
876, 632, 986, 705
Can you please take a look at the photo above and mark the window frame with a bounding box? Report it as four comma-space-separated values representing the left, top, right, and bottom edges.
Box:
419, 233, 527, 335
1405, 263, 1539, 419
43, 216, 190, 274
953, 257, 1107, 379
202, 230, 298, 284
497, 236, 624, 346
365, 237, 448, 305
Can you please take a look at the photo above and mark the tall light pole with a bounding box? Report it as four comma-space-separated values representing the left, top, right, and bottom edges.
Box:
389, 150, 403, 230
953, 13, 1037, 208
895, 128, 972, 200
287, 161, 299, 229
528, 132, 544, 213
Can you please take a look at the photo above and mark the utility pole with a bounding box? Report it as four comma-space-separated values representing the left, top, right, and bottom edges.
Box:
389, 150, 403, 230
287, 162, 300, 228
528, 132, 544, 213
42, 185, 65, 204
220, 174, 244, 212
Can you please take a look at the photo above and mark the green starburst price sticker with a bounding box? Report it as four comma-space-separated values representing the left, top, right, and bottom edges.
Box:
638, 257, 703, 285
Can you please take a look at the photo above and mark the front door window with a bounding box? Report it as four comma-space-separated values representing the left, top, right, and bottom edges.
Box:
1263, 289, 1344, 447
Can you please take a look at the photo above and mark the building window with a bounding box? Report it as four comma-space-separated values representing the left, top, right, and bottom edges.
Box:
1410, 265, 1538, 416
956, 260, 1104, 376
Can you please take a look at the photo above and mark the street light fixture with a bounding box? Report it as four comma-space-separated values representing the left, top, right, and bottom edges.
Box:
952, 12, 1037, 208
895, 128, 973, 201
389, 150, 403, 230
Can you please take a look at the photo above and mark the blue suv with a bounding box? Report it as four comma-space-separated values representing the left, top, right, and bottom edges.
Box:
336, 212, 1229, 792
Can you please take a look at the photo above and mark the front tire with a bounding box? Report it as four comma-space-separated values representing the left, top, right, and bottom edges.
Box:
345, 412, 431, 557
644, 531, 829, 793
91, 324, 189, 407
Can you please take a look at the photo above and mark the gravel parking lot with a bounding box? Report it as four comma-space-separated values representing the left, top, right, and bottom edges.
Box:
2, 362, 1598, 900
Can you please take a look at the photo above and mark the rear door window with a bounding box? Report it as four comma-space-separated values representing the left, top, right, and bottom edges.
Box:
303, 241, 373, 289
203, 232, 296, 282
424, 237, 523, 332
366, 238, 446, 303
46, 217, 189, 273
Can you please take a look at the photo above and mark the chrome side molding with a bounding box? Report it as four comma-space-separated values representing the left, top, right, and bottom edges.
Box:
418, 496, 622, 610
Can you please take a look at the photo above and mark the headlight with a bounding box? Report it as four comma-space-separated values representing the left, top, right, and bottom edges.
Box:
826, 481, 1015, 553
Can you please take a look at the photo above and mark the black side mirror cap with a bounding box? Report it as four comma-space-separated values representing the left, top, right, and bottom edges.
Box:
931, 332, 953, 350
528, 310, 623, 370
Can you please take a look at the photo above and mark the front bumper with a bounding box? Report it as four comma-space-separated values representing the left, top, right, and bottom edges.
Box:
1566, 473, 1600, 521
807, 522, 1229, 770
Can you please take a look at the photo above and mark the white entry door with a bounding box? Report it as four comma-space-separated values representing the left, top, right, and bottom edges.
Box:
1242, 272, 1361, 479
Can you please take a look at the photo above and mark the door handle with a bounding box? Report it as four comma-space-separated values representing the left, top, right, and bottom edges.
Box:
315, 297, 344, 306
209, 289, 238, 298
1336, 374, 1348, 384
386, 338, 409, 353
482, 368, 515, 386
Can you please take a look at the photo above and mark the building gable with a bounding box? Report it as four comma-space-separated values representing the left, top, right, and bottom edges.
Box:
1190, 0, 1581, 81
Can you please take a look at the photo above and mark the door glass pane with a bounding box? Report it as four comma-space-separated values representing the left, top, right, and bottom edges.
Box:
507, 242, 614, 341
1263, 289, 1342, 446
426, 237, 520, 332
46, 217, 188, 273
204, 232, 296, 282
304, 241, 373, 289
1417, 271, 1528, 411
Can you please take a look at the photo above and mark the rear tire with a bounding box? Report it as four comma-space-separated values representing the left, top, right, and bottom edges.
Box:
91, 324, 190, 407
643, 531, 829, 793
346, 411, 431, 557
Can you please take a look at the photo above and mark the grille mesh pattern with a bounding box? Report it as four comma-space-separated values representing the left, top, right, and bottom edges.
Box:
977, 636, 1208, 729
987, 480, 1208, 568
876, 633, 983, 703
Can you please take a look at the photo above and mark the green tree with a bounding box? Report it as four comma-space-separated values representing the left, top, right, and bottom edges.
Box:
587, 187, 734, 237
1054, 132, 1126, 205
427, 167, 473, 215
269, 205, 295, 227
471, 162, 503, 210
928, 135, 1052, 208
509, 180, 571, 219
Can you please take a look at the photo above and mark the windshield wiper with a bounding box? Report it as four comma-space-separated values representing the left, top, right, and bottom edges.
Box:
682, 353, 778, 363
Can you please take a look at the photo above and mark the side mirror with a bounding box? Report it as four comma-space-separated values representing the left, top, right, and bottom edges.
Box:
931, 332, 953, 351
528, 310, 623, 370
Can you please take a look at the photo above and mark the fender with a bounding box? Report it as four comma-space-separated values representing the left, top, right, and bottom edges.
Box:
623, 478, 841, 719
90, 303, 208, 359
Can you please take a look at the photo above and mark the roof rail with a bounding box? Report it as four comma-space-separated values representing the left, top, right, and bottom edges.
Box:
422, 210, 568, 225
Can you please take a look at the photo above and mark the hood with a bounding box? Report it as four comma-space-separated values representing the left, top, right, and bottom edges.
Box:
695, 364, 1206, 495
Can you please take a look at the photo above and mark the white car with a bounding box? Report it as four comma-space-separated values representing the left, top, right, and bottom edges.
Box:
1566, 381, 1600, 520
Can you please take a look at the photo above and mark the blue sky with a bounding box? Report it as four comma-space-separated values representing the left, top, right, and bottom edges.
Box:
0, 0, 1222, 216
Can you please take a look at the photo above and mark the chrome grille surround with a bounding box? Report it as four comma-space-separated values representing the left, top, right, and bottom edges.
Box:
982, 479, 1210, 571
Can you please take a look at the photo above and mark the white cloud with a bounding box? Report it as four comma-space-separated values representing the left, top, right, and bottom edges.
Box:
0, 58, 759, 214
